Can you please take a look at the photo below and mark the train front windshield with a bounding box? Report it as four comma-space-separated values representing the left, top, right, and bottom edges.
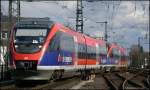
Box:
14, 28, 48, 53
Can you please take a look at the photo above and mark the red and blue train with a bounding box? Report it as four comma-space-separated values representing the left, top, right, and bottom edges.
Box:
9, 18, 128, 81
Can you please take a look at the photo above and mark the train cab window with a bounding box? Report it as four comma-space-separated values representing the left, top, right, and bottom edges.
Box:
14, 28, 49, 53
112, 48, 120, 58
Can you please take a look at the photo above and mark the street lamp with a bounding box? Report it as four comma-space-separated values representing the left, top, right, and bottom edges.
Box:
144, 58, 147, 68
138, 37, 142, 47
138, 37, 144, 68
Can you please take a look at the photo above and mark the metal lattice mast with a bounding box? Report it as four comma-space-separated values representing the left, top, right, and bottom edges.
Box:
7, 0, 20, 68
104, 21, 108, 42
76, 0, 83, 33
0, 0, 1, 39
9, 0, 20, 24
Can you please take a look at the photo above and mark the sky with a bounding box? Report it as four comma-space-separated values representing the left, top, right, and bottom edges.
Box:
1, 0, 149, 52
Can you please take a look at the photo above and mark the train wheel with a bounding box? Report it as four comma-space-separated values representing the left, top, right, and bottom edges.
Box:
51, 71, 56, 81
80, 70, 85, 80
81, 70, 90, 80
51, 70, 64, 81
58, 70, 64, 79
104, 67, 107, 73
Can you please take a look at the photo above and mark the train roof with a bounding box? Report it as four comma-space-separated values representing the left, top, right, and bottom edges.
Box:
107, 42, 126, 55
54, 23, 107, 47
109, 43, 120, 49
119, 47, 126, 54
15, 17, 54, 28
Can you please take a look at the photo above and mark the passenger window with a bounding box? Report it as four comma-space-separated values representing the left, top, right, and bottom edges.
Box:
78, 43, 86, 59
48, 32, 60, 51
99, 45, 107, 55
86, 46, 96, 59
60, 32, 74, 52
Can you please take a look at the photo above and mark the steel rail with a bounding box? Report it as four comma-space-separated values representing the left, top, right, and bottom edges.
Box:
122, 71, 148, 90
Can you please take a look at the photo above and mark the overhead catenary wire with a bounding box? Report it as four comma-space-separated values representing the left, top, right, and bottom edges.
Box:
8, 1, 149, 46
21, 1, 69, 24
41, 1, 129, 45
134, 1, 136, 16
109, 1, 121, 42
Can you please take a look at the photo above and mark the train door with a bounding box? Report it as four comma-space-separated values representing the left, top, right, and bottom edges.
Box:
42, 31, 60, 66
45, 31, 74, 66
73, 36, 78, 68
96, 43, 100, 66
100, 45, 108, 65
59, 32, 74, 65
111, 48, 120, 65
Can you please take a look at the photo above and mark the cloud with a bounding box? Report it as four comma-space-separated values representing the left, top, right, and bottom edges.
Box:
1, 1, 149, 51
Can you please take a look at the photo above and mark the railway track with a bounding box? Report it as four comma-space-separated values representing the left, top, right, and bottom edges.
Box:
145, 75, 150, 88
128, 68, 150, 89
122, 72, 149, 90
103, 72, 125, 90
1, 74, 81, 90
1, 71, 149, 89
103, 71, 149, 90
33, 75, 81, 89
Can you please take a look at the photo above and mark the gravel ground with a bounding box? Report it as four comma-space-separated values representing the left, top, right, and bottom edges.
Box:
3, 72, 146, 89
51, 77, 81, 89
80, 74, 110, 89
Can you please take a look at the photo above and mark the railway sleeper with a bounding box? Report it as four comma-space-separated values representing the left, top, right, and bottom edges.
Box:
127, 79, 145, 88
103, 75, 118, 90
115, 73, 126, 80
144, 76, 150, 88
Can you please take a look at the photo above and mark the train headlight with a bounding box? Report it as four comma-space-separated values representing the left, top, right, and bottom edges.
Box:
15, 45, 18, 48
14, 40, 16, 43
14, 39, 18, 43
38, 45, 42, 48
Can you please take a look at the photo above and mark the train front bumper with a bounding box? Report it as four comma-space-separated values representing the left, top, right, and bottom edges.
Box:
14, 70, 53, 80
